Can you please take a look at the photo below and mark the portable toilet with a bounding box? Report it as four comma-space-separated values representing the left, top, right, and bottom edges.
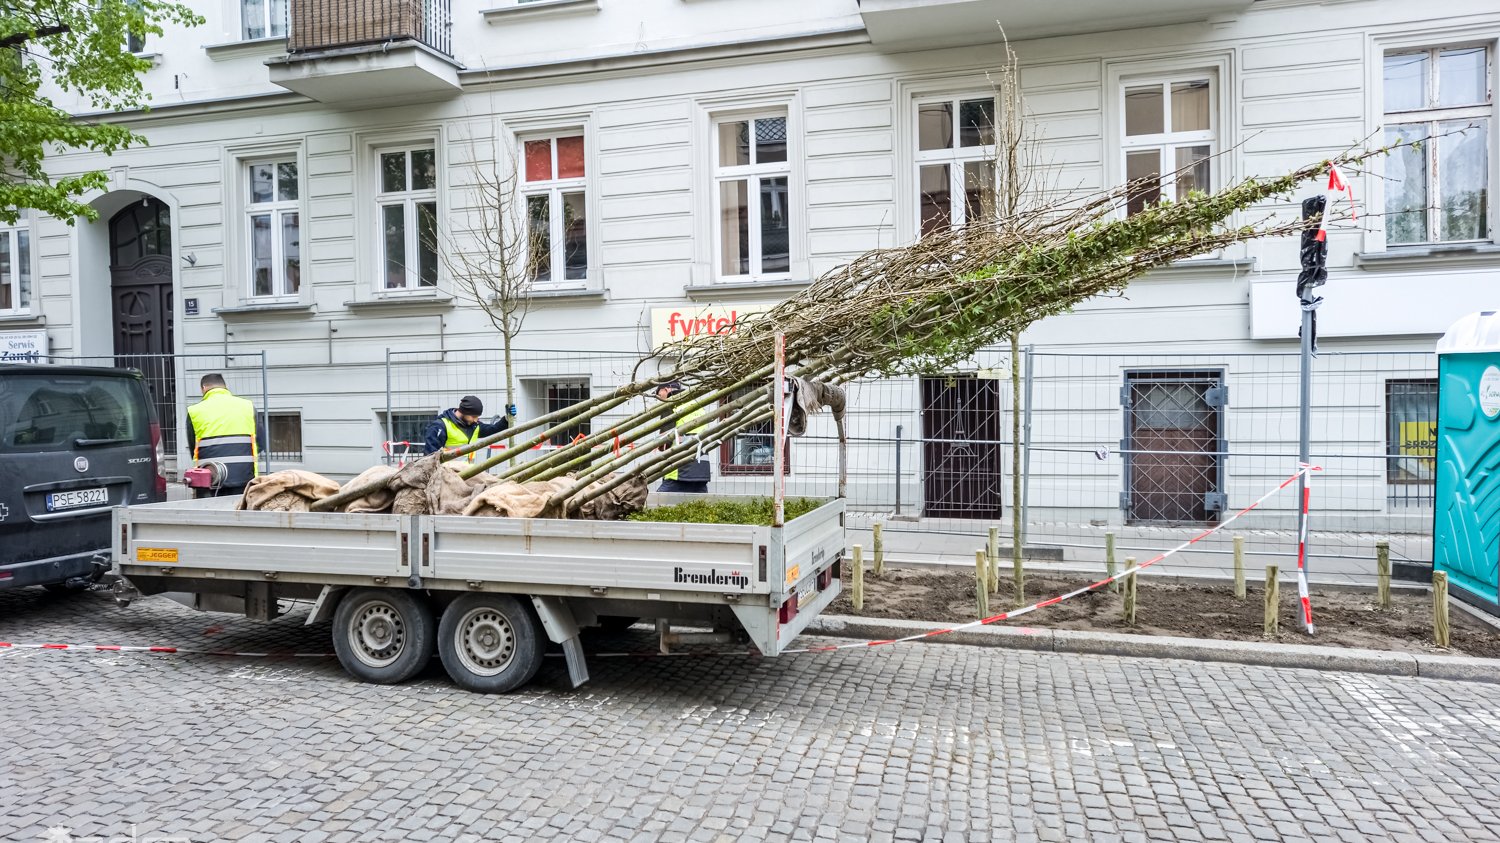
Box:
1433, 310, 1500, 612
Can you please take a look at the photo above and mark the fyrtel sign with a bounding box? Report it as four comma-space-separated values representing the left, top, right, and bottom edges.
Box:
649, 305, 769, 350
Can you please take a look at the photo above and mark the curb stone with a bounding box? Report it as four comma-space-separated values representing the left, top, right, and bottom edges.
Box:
806, 614, 1500, 684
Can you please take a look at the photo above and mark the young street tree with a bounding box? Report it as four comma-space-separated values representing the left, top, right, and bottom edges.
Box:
0, 0, 202, 225
436, 147, 546, 422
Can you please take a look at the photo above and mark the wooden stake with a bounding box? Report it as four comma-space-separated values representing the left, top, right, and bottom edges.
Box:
975, 550, 989, 619
987, 526, 1000, 593
1233, 535, 1246, 600
851, 544, 864, 613
1433, 570, 1450, 649
1122, 560, 1137, 626
1376, 539, 1391, 611
1264, 565, 1279, 637
872, 522, 885, 577
1105, 532, 1117, 592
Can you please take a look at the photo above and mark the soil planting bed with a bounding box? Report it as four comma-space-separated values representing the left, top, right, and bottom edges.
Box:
829, 566, 1500, 659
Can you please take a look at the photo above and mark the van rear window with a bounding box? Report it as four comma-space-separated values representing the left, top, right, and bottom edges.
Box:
0, 374, 149, 452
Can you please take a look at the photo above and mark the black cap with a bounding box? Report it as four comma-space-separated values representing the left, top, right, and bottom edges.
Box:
457, 395, 484, 415
656, 381, 683, 398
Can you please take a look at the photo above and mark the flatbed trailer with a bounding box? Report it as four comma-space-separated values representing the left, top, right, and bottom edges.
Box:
109, 495, 845, 692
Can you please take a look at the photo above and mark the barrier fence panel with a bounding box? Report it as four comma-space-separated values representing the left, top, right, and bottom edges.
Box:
46, 353, 270, 474
384, 346, 1437, 582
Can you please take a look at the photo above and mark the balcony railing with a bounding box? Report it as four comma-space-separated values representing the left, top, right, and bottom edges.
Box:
288, 0, 453, 57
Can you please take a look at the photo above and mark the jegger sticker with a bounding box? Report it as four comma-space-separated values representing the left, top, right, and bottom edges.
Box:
137, 547, 179, 563
1480, 366, 1500, 419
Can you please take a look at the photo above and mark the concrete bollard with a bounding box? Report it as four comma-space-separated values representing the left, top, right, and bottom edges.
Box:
1264, 564, 1279, 637
872, 522, 885, 577
1105, 532, 1118, 593
852, 544, 864, 613
975, 550, 989, 619
1233, 535, 1246, 600
1376, 540, 1391, 611
1123, 559, 1137, 626
1434, 570, 1450, 649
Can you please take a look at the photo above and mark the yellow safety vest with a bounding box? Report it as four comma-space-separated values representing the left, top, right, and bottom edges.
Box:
443, 415, 480, 462
188, 388, 259, 486
665, 404, 711, 481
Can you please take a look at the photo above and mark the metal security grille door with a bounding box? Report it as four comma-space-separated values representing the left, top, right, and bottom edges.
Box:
546, 381, 590, 447
920, 376, 1004, 519
1122, 370, 1225, 524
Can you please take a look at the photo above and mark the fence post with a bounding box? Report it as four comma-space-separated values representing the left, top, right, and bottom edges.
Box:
852, 544, 864, 613
1433, 570, 1449, 648
893, 425, 903, 518
1105, 532, 1117, 592
1020, 345, 1034, 551
975, 550, 989, 619
384, 348, 394, 455
872, 522, 884, 576
260, 352, 270, 474
1265, 565, 1280, 637
1122, 560, 1137, 626
1376, 540, 1391, 610
987, 525, 999, 593
1233, 535, 1246, 600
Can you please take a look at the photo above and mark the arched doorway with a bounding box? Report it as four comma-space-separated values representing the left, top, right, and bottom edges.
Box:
109, 197, 177, 450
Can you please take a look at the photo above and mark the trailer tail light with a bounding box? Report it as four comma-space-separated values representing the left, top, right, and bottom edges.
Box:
816, 564, 834, 591
150, 421, 167, 498
778, 595, 798, 625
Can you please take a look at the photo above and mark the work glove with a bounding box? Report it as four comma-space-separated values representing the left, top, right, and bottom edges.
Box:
505, 404, 518, 418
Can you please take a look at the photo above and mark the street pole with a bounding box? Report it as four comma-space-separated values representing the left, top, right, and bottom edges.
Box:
1294, 194, 1327, 636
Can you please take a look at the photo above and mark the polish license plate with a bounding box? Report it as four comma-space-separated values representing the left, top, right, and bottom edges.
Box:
46, 488, 109, 511
797, 581, 818, 609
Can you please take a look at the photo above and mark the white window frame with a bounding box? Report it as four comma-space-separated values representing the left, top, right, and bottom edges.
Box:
240, 0, 288, 41
519, 130, 590, 288
245, 158, 300, 300
912, 92, 999, 235
711, 110, 794, 283
1117, 73, 1218, 214
0, 219, 33, 315
1381, 43, 1495, 246
374, 143, 440, 292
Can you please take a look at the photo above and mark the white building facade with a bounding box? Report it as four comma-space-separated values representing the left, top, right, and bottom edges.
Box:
5, 0, 1498, 541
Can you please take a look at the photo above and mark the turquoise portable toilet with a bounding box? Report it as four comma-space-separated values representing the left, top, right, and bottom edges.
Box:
1433, 310, 1500, 613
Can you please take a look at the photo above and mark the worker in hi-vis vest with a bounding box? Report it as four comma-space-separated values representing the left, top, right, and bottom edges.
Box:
423, 395, 516, 462
655, 381, 712, 494
186, 373, 261, 499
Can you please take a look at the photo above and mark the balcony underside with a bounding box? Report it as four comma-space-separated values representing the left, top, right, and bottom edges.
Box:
267, 42, 461, 104
859, 0, 1254, 47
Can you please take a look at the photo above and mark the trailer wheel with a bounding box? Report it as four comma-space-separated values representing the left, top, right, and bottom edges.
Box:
331, 588, 434, 685
437, 594, 544, 694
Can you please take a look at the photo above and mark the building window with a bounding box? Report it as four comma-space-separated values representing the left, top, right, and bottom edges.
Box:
380, 412, 434, 462
915, 95, 997, 235
544, 380, 590, 447
718, 387, 788, 475
713, 114, 791, 281
1119, 75, 1216, 215
0, 223, 31, 313
258, 411, 302, 462
1383, 46, 1492, 245
1386, 379, 1438, 507
521, 133, 588, 285
124, 0, 147, 53
241, 0, 288, 40
247, 160, 300, 298
377, 145, 438, 290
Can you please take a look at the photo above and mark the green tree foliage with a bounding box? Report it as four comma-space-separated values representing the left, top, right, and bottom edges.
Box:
0, 0, 203, 224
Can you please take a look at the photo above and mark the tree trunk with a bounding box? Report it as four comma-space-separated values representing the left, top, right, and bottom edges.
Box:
1011, 328, 1023, 579
502, 327, 516, 423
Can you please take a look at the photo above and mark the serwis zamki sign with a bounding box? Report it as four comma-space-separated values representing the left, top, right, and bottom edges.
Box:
649, 305, 770, 350
0, 330, 47, 363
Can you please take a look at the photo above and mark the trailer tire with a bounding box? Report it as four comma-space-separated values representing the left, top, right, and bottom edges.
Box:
437, 594, 544, 694
331, 588, 434, 685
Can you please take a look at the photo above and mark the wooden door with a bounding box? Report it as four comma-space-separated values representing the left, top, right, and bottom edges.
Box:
921, 376, 1004, 519
1123, 371, 1225, 524
109, 198, 177, 451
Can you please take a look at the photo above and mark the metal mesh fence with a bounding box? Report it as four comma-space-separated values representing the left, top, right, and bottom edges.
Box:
385, 346, 1437, 584
45, 353, 269, 474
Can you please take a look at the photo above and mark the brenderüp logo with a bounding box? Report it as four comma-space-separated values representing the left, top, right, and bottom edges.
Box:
673, 567, 749, 589
41, 825, 189, 843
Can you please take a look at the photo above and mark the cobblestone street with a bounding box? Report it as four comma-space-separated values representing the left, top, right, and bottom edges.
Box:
2, 587, 1498, 843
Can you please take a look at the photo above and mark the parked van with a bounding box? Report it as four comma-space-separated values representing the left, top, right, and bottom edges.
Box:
0, 366, 166, 592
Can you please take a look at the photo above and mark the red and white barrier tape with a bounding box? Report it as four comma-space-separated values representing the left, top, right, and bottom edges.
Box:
4, 467, 1319, 662
1295, 462, 1317, 634
783, 464, 1319, 654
